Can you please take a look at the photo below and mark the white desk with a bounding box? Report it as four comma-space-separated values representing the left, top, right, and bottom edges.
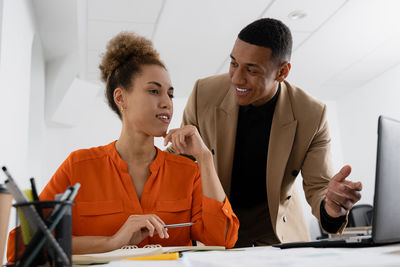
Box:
75, 245, 400, 267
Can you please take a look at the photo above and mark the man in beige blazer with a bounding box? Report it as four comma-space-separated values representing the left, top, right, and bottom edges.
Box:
166, 18, 362, 247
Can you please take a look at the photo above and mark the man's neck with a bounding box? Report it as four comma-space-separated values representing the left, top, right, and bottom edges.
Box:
250, 83, 280, 107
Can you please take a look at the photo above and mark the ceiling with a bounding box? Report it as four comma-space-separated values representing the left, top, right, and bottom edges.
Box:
32, 0, 400, 101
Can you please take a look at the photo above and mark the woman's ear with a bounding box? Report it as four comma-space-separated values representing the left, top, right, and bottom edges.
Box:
114, 87, 126, 111
276, 62, 291, 82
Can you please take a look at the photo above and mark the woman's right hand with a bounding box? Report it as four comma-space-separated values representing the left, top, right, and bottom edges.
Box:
110, 214, 169, 249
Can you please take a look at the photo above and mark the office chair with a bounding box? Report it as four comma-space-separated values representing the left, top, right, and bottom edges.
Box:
316, 204, 373, 239
347, 204, 373, 227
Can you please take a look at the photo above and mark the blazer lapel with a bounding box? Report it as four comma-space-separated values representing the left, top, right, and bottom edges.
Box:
215, 84, 239, 197
267, 82, 298, 228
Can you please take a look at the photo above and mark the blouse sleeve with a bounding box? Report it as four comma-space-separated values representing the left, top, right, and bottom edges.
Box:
190, 168, 239, 248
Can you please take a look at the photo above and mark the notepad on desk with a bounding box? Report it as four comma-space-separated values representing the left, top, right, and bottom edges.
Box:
72, 244, 225, 264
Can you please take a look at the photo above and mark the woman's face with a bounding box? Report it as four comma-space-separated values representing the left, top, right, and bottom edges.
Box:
120, 64, 174, 137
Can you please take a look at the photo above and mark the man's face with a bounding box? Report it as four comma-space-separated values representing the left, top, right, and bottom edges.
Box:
229, 38, 281, 106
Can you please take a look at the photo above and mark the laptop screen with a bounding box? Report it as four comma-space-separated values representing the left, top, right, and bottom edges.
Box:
372, 116, 400, 243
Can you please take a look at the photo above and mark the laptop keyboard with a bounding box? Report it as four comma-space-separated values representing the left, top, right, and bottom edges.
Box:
344, 235, 372, 243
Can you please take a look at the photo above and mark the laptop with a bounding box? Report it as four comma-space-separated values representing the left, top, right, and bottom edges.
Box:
274, 115, 400, 248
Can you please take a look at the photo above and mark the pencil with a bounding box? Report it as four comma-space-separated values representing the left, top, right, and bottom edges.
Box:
124, 252, 180, 261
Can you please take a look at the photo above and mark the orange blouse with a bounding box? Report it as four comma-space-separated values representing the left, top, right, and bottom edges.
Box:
7, 141, 238, 261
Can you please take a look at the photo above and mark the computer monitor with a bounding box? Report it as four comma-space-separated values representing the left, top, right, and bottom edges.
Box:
373, 115, 400, 243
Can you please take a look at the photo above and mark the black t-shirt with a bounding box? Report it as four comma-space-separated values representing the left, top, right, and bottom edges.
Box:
230, 87, 280, 208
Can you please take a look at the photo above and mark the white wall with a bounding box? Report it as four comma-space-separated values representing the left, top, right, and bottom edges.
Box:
0, 0, 3, 63
335, 63, 400, 206
27, 36, 46, 183
0, 0, 38, 187
0, 0, 44, 263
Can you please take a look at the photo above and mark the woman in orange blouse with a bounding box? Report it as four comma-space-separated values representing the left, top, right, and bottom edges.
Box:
7, 31, 238, 260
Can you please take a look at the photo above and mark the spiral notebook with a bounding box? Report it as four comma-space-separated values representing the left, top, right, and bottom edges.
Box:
72, 244, 225, 264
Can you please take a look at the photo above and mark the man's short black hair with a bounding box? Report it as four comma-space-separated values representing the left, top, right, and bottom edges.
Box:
238, 18, 292, 66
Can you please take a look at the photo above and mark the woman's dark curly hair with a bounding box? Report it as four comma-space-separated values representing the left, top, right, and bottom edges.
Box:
99, 32, 165, 118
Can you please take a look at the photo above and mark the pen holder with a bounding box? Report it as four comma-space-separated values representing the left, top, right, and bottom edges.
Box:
9, 200, 74, 267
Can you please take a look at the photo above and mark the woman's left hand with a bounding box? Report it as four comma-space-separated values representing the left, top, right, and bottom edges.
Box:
164, 125, 210, 160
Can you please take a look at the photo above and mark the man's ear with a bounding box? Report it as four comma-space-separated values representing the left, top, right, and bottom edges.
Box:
276, 62, 291, 82
113, 87, 125, 110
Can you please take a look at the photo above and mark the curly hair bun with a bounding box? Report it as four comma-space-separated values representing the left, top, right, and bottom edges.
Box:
99, 31, 161, 83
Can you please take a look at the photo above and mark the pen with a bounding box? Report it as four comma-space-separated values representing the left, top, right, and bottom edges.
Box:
29, 178, 46, 266
164, 222, 195, 228
48, 186, 73, 219
30, 177, 42, 216
141, 222, 195, 232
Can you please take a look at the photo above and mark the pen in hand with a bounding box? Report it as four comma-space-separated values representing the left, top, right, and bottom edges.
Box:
141, 222, 195, 232
164, 222, 195, 228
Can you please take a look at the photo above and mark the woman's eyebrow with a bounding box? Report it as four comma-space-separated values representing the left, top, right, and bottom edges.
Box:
148, 81, 173, 90
147, 81, 162, 87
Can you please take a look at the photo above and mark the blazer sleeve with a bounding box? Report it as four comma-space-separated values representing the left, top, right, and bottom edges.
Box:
190, 167, 239, 248
300, 105, 347, 234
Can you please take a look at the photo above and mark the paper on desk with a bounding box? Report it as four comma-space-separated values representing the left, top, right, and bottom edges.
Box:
182, 246, 400, 267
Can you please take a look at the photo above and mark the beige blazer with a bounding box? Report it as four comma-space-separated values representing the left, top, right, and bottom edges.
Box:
174, 73, 345, 243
